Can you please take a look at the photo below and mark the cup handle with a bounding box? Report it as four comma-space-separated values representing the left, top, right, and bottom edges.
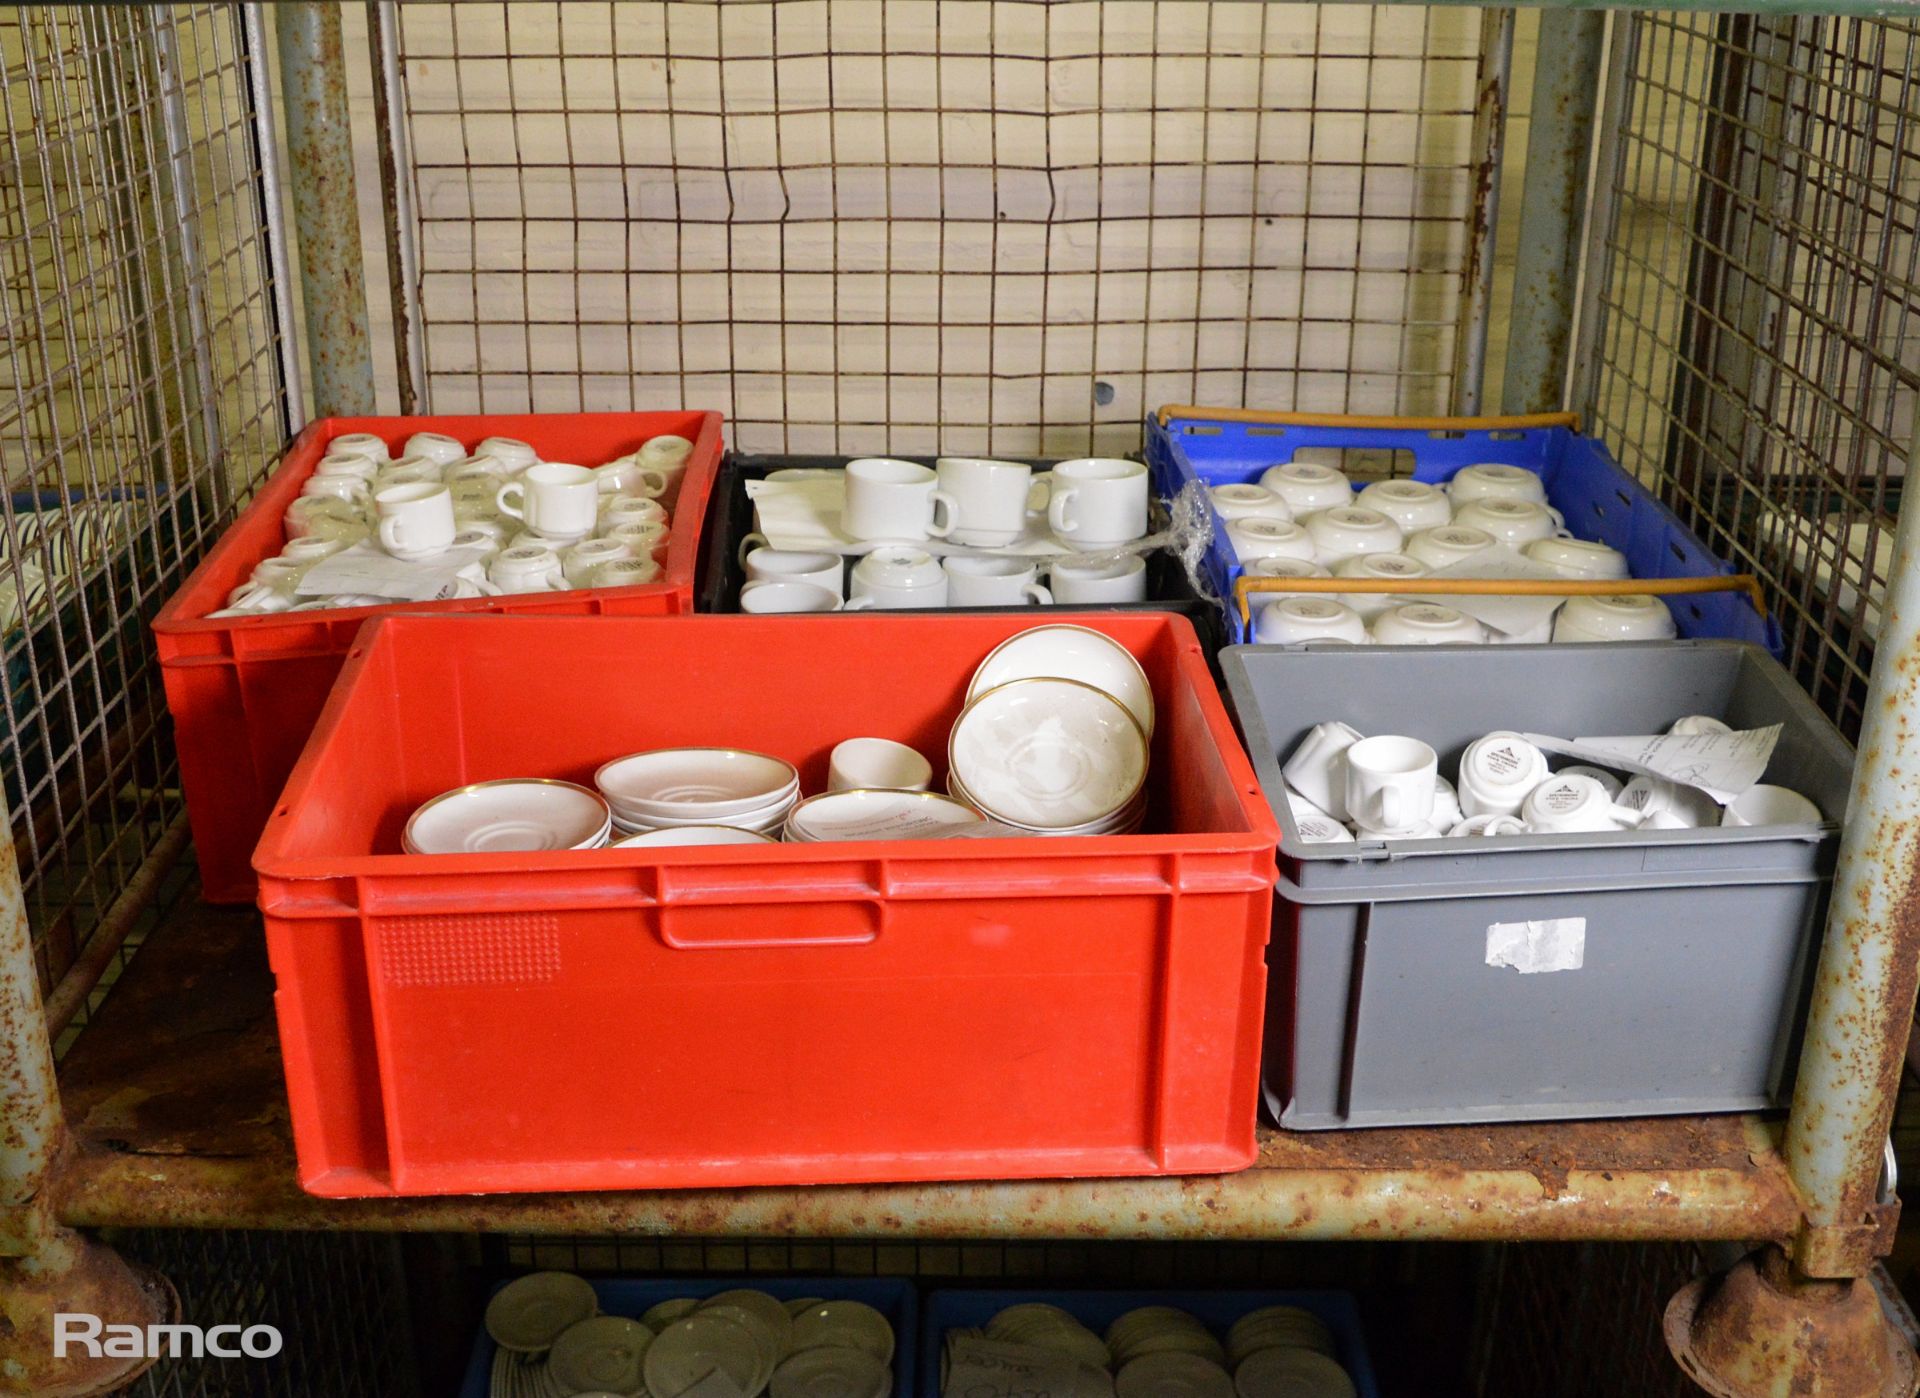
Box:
635, 466, 671, 498
1048, 487, 1080, 536
1378, 786, 1406, 831
842, 594, 877, 610
495, 481, 527, 522
1023, 583, 1053, 605
736, 531, 769, 569
928, 491, 958, 539
377, 515, 405, 553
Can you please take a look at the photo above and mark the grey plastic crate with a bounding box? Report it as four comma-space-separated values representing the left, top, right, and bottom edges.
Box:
1220, 640, 1856, 1130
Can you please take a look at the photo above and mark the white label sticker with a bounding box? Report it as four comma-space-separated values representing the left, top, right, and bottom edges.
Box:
1486, 917, 1587, 974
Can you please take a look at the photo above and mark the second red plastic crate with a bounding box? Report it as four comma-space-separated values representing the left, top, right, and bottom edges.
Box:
154, 410, 722, 902
252, 611, 1278, 1198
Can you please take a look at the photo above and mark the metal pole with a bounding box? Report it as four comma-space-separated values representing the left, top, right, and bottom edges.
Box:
1450, 8, 1514, 416
0, 824, 58, 1233
370, 0, 425, 413
274, 0, 375, 417
1502, 9, 1605, 416
1784, 412, 1920, 1281
242, 2, 306, 432
1566, 12, 1637, 421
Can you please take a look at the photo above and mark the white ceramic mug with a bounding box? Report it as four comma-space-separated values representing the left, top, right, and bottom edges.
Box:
607, 520, 670, 559
1046, 458, 1149, 549
1448, 813, 1528, 838
739, 579, 842, 614
1209, 483, 1293, 522
1334, 552, 1430, 620
846, 545, 948, 609
1049, 555, 1145, 604
1553, 593, 1677, 642
1452, 498, 1565, 549
313, 451, 379, 482
474, 436, 538, 472
1721, 784, 1822, 827
374, 482, 456, 561
1370, 603, 1487, 645
1521, 773, 1643, 834
604, 494, 669, 530
1254, 596, 1367, 645
1457, 732, 1551, 818
489, 544, 564, 594
326, 432, 390, 464
589, 557, 662, 590
934, 457, 1033, 547
828, 738, 933, 792
1259, 461, 1352, 514
843, 458, 954, 543
402, 431, 468, 466
1405, 524, 1498, 570
1447, 463, 1547, 506
1228, 517, 1317, 564
594, 456, 670, 498
496, 462, 599, 542
944, 554, 1052, 606
1618, 773, 1719, 829
1559, 764, 1625, 797
299, 473, 371, 510
562, 537, 633, 587
640, 434, 694, 469
1345, 734, 1439, 834
1357, 479, 1452, 534
745, 546, 844, 597
1282, 720, 1364, 821
1304, 506, 1405, 564
1525, 536, 1630, 580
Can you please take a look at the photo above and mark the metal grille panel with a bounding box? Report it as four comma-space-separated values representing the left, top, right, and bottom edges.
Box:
391, 0, 1500, 455
0, 5, 288, 1008
1586, 12, 1920, 737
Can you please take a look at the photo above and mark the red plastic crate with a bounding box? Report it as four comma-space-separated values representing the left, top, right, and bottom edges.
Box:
253, 612, 1279, 1197
154, 410, 722, 903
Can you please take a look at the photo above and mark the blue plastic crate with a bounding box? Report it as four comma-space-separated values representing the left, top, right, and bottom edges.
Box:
1144, 411, 1784, 653
459, 1276, 918, 1398
918, 1288, 1379, 1398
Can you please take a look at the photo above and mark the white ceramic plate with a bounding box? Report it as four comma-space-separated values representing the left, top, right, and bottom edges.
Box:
638, 1298, 699, 1332
407, 781, 611, 855
594, 747, 798, 820
950, 677, 1148, 830
643, 1312, 763, 1398
784, 789, 983, 843
611, 825, 776, 848
968, 624, 1155, 736
1116, 1352, 1236, 1398
789, 1300, 896, 1365
608, 792, 795, 830
548, 1317, 651, 1396
1233, 1347, 1356, 1398
483, 1272, 599, 1353
771, 1347, 890, 1398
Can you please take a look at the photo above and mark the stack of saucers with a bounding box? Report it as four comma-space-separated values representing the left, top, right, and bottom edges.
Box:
404, 779, 612, 855
783, 789, 983, 843
594, 748, 799, 839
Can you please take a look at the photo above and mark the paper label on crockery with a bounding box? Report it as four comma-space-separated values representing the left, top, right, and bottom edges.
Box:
295, 541, 492, 601
1486, 917, 1587, 974
1519, 725, 1781, 804
943, 1337, 1087, 1398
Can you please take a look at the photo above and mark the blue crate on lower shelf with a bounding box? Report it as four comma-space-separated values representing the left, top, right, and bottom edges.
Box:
460, 1275, 918, 1398
1144, 410, 1784, 653
919, 1287, 1379, 1398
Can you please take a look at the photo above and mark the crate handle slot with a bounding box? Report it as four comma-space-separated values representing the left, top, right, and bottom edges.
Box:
1233, 572, 1771, 626
660, 899, 883, 949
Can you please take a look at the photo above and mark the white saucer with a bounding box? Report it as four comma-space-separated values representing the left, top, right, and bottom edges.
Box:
784, 789, 983, 843
968, 624, 1155, 736
406, 781, 611, 855
789, 1300, 896, 1365
643, 1312, 763, 1398
595, 747, 798, 820
771, 1346, 890, 1398
639, 1298, 699, 1332
484, 1272, 599, 1353
950, 677, 1148, 830
611, 825, 776, 848
547, 1316, 651, 1395
1117, 1352, 1235, 1398
1233, 1347, 1356, 1398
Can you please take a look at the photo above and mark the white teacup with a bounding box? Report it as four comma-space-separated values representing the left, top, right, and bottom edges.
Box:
1525, 536, 1630, 580
473, 436, 538, 472
374, 458, 445, 492
222, 581, 296, 613
589, 557, 662, 590
489, 544, 564, 594
945, 554, 1052, 607
562, 537, 633, 587
745, 546, 843, 597
846, 545, 948, 609
1521, 773, 1643, 834
1370, 603, 1487, 645
280, 535, 350, 565
374, 481, 456, 561
828, 738, 933, 792
1334, 552, 1430, 620
497, 462, 599, 543
1406, 524, 1498, 570
843, 458, 954, 543
1227, 517, 1316, 564
251, 556, 307, 591
1670, 714, 1732, 736
1047, 458, 1149, 548
1447, 463, 1548, 506
1432, 775, 1464, 829
1345, 734, 1439, 835
1619, 774, 1719, 829
1457, 732, 1551, 818
300, 473, 372, 510
1246, 556, 1333, 582
1357, 479, 1452, 534
1721, 784, 1822, 827
1553, 593, 1677, 642
1254, 596, 1367, 646
1259, 461, 1353, 514
402, 431, 468, 466
1282, 720, 1363, 822
284, 499, 367, 544
934, 457, 1033, 547
740, 579, 841, 613
640, 434, 694, 469
1209, 483, 1293, 523
607, 520, 670, 559
1452, 498, 1564, 549
1304, 506, 1405, 564
1049, 555, 1145, 605
313, 451, 380, 482
604, 494, 670, 530
326, 432, 390, 464
594, 456, 670, 499
1560, 764, 1625, 797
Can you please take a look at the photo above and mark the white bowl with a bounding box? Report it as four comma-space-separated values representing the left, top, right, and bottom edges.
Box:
594, 747, 799, 820
950, 677, 1149, 830
404, 780, 611, 855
